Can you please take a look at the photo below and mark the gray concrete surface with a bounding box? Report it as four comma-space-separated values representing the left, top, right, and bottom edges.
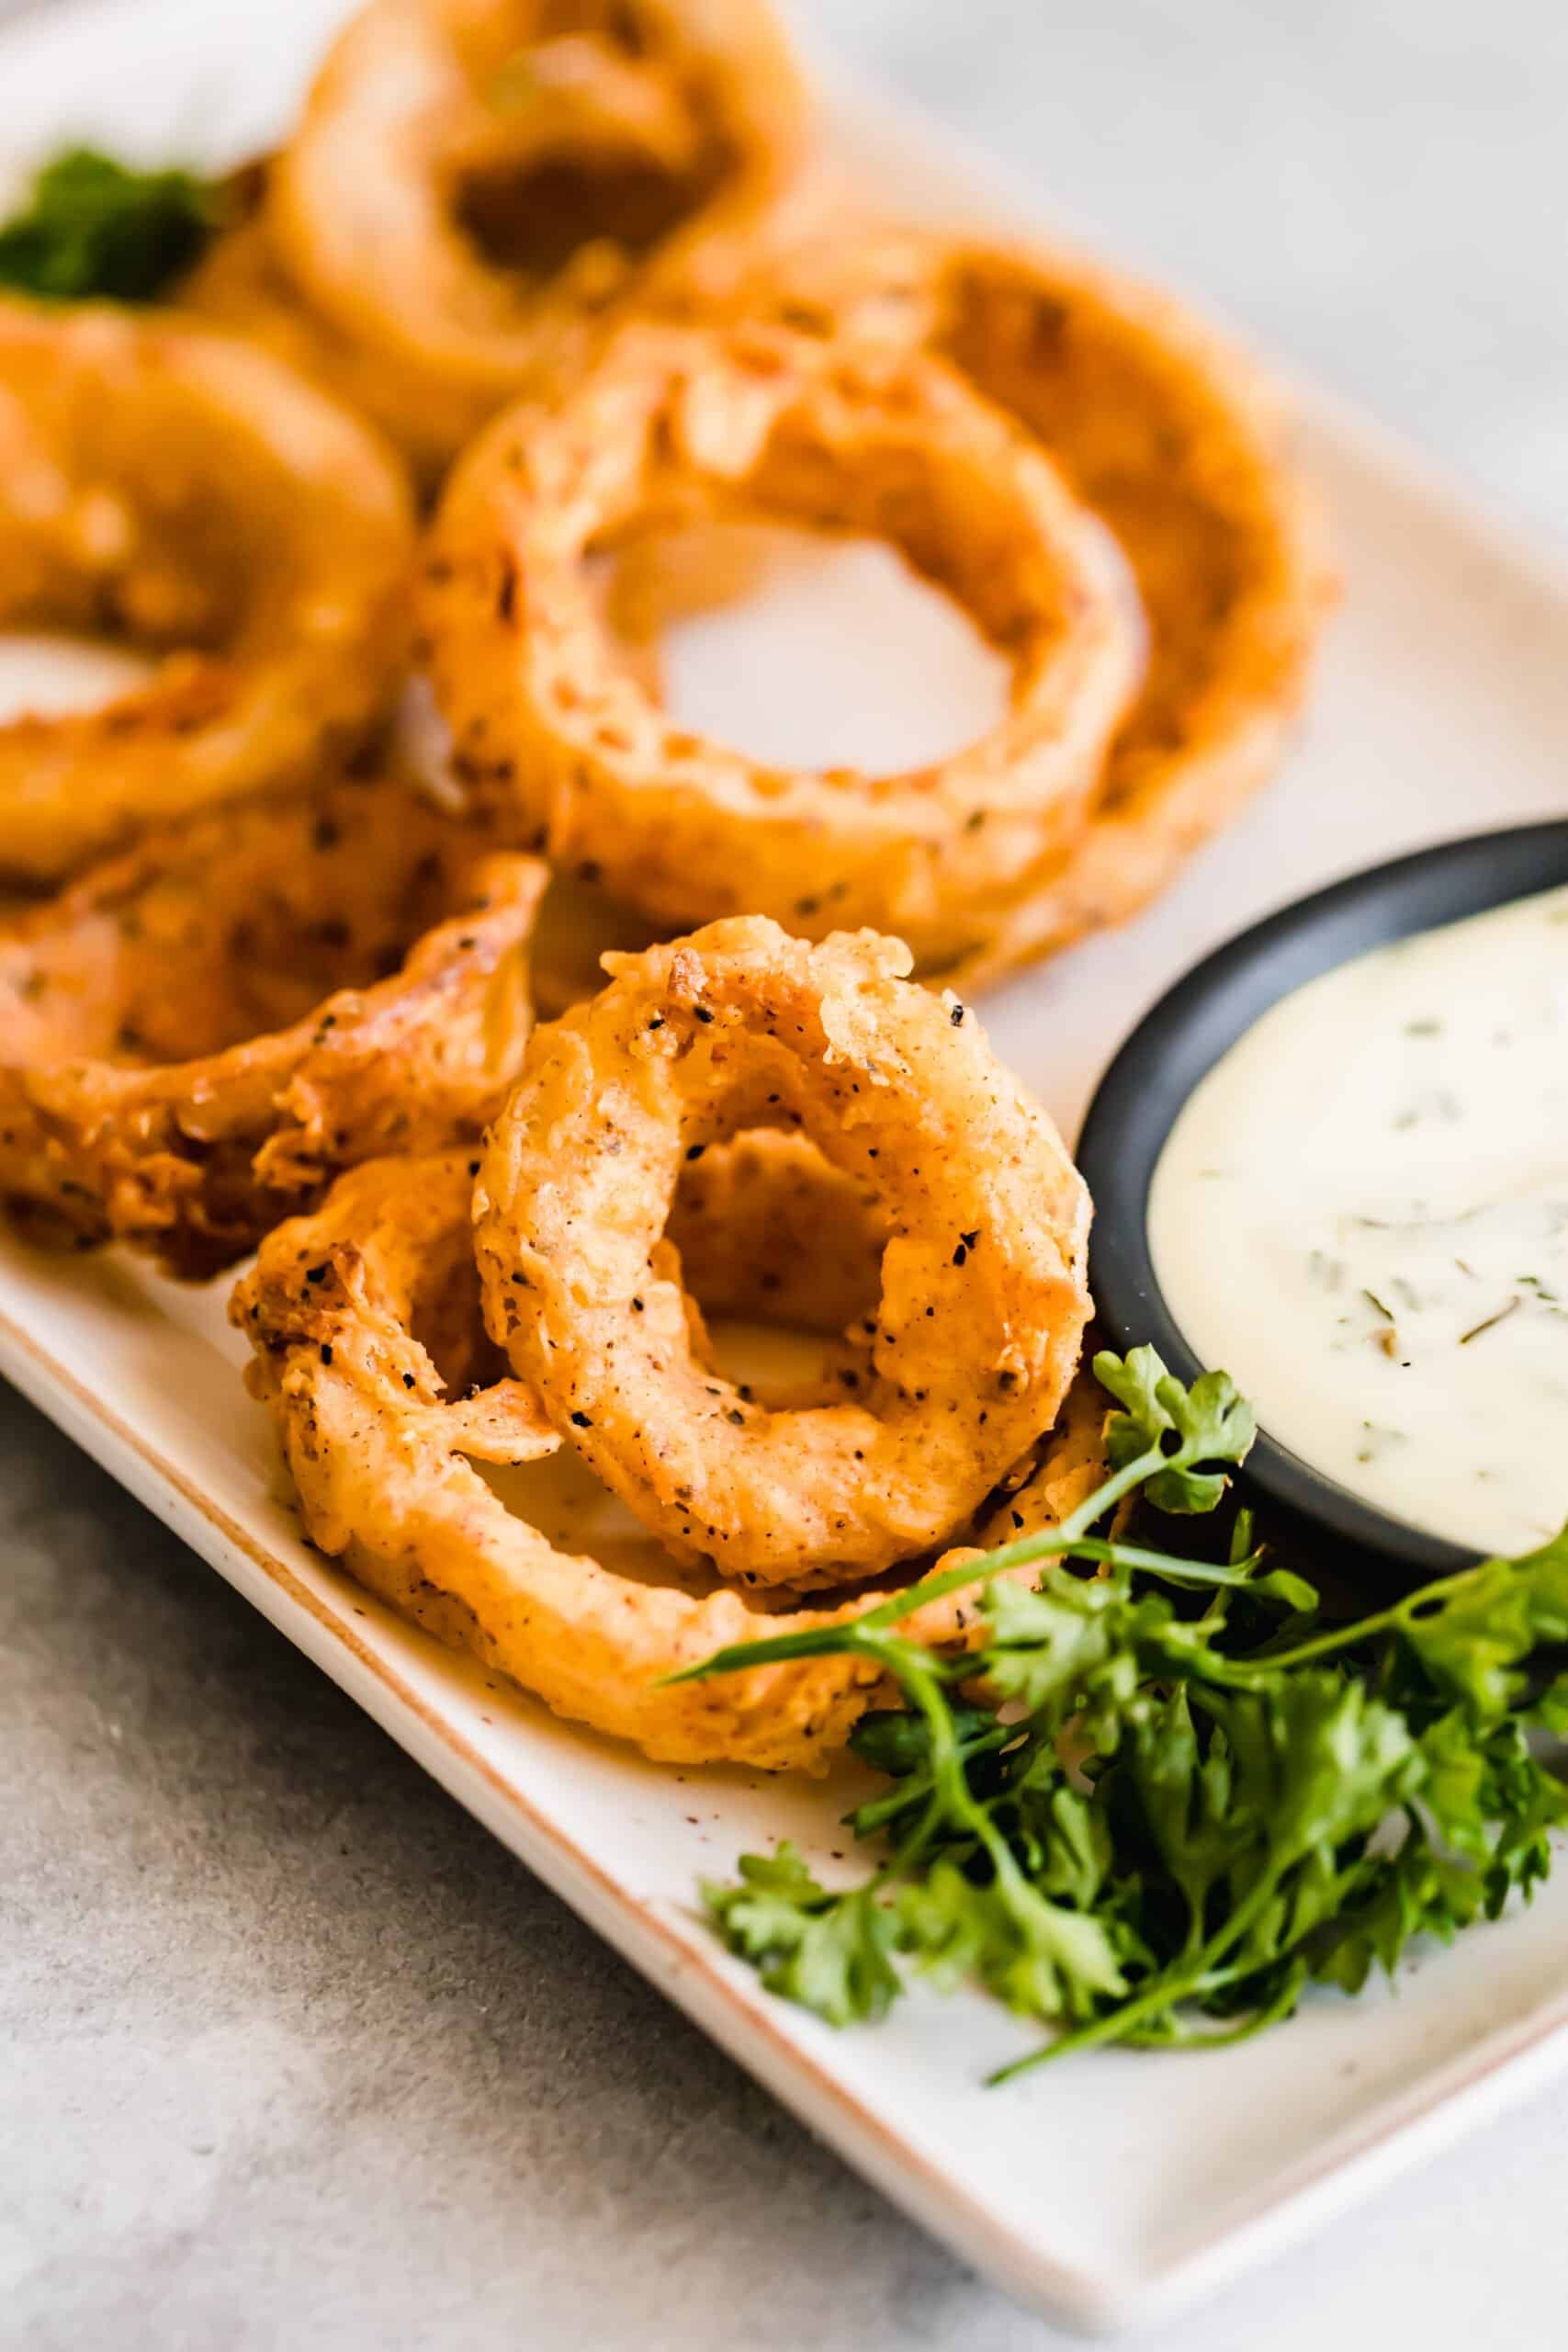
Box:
6, 3, 1568, 2347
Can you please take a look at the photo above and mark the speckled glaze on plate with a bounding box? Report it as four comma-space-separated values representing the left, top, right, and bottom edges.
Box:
7, 0, 1568, 2333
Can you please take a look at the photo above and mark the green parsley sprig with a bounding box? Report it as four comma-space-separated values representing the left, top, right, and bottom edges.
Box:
671, 1348, 1568, 2079
0, 147, 225, 304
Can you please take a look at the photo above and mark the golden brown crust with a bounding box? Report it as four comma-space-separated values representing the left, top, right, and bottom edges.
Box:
660, 223, 1335, 983
927, 240, 1333, 983
266, 0, 811, 469
423, 318, 1143, 964
232, 1149, 1110, 1771
0, 777, 546, 1277
473, 916, 1091, 1585
0, 297, 416, 882
178, 195, 446, 488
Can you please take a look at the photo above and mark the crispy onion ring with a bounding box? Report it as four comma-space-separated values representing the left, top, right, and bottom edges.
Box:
423, 320, 1143, 965
267, 0, 809, 468
0, 777, 545, 1277
178, 178, 451, 488
233, 1147, 1110, 1770
0, 299, 415, 883
697, 227, 1331, 983
473, 917, 1092, 1585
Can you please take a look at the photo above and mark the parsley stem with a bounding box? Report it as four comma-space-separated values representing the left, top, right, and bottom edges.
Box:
988, 1862, 1293, 2081
848, 1721, 1013, 1838
859, 1640, 972, 1887
886, 1638, 1021, 1891
660, 1438, 1174, 1686
864, 1418, 1260, 1629
1216, 1553, 1521, 1680
697, 1351, 1568, 2079
1119, 1961, 1308, 2051
830, 1442, 1177, 1631
1216, 1608, 1404, 1678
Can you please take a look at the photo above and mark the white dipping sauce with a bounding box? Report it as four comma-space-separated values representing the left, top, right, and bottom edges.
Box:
1148, 885, 1568, 1555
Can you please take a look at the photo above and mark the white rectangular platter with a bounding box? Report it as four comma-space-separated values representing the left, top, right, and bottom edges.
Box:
6, 0, 1568, 2333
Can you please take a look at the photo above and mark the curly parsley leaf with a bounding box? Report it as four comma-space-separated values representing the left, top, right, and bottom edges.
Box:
701, 1845, 900, 2028
0, 147, 224, 303
895, 1861, 1128, 2018
1391, 1530, 1568, 1717
1304, 1830, 1488, 1996
1095, 1346, 1255, 1512
686, 1351, 1568, 2075
979, 1573, 1144, 1719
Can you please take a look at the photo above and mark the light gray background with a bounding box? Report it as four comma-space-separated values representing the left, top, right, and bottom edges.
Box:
6, 2, 1568, 2346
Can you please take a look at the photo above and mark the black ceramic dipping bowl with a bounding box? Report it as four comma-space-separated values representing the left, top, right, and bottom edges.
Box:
1077, 820, 1568, 1578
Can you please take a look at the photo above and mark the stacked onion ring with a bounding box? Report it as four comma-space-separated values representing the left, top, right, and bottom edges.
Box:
1, 777, 545, 1276
259, 0, 810, 471
0, 298, 414, 882
757, 229, 1332, 985
652, 220, 1332, 980
423, 318, 1145, 968
418, 224, 1328, 991
474, 917, 1092, 1583
234, 918, 1104, 1767
0, 0, 1339, 1786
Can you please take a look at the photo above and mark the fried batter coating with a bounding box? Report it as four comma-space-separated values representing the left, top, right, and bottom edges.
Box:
668, 224, 1333, 983
423, 319, 1143, 966
266, 0, 809, 469
178, 192, 449, 488
474, 916, 1091, 1585
0, 777, 545, 1277
0, 297, 415, 881
234, 1149, 1109, 1771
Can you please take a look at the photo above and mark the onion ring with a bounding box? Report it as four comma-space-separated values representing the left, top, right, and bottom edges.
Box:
267, 0, 809, 468
473, 916, 1092, 1585
233, 1148, 1110, 1770
177, 176, 450, 488
695, 226, 1331, 982
423, 319, 1144, 965
0, 297, 416, 882
0, 776, 545, 1277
